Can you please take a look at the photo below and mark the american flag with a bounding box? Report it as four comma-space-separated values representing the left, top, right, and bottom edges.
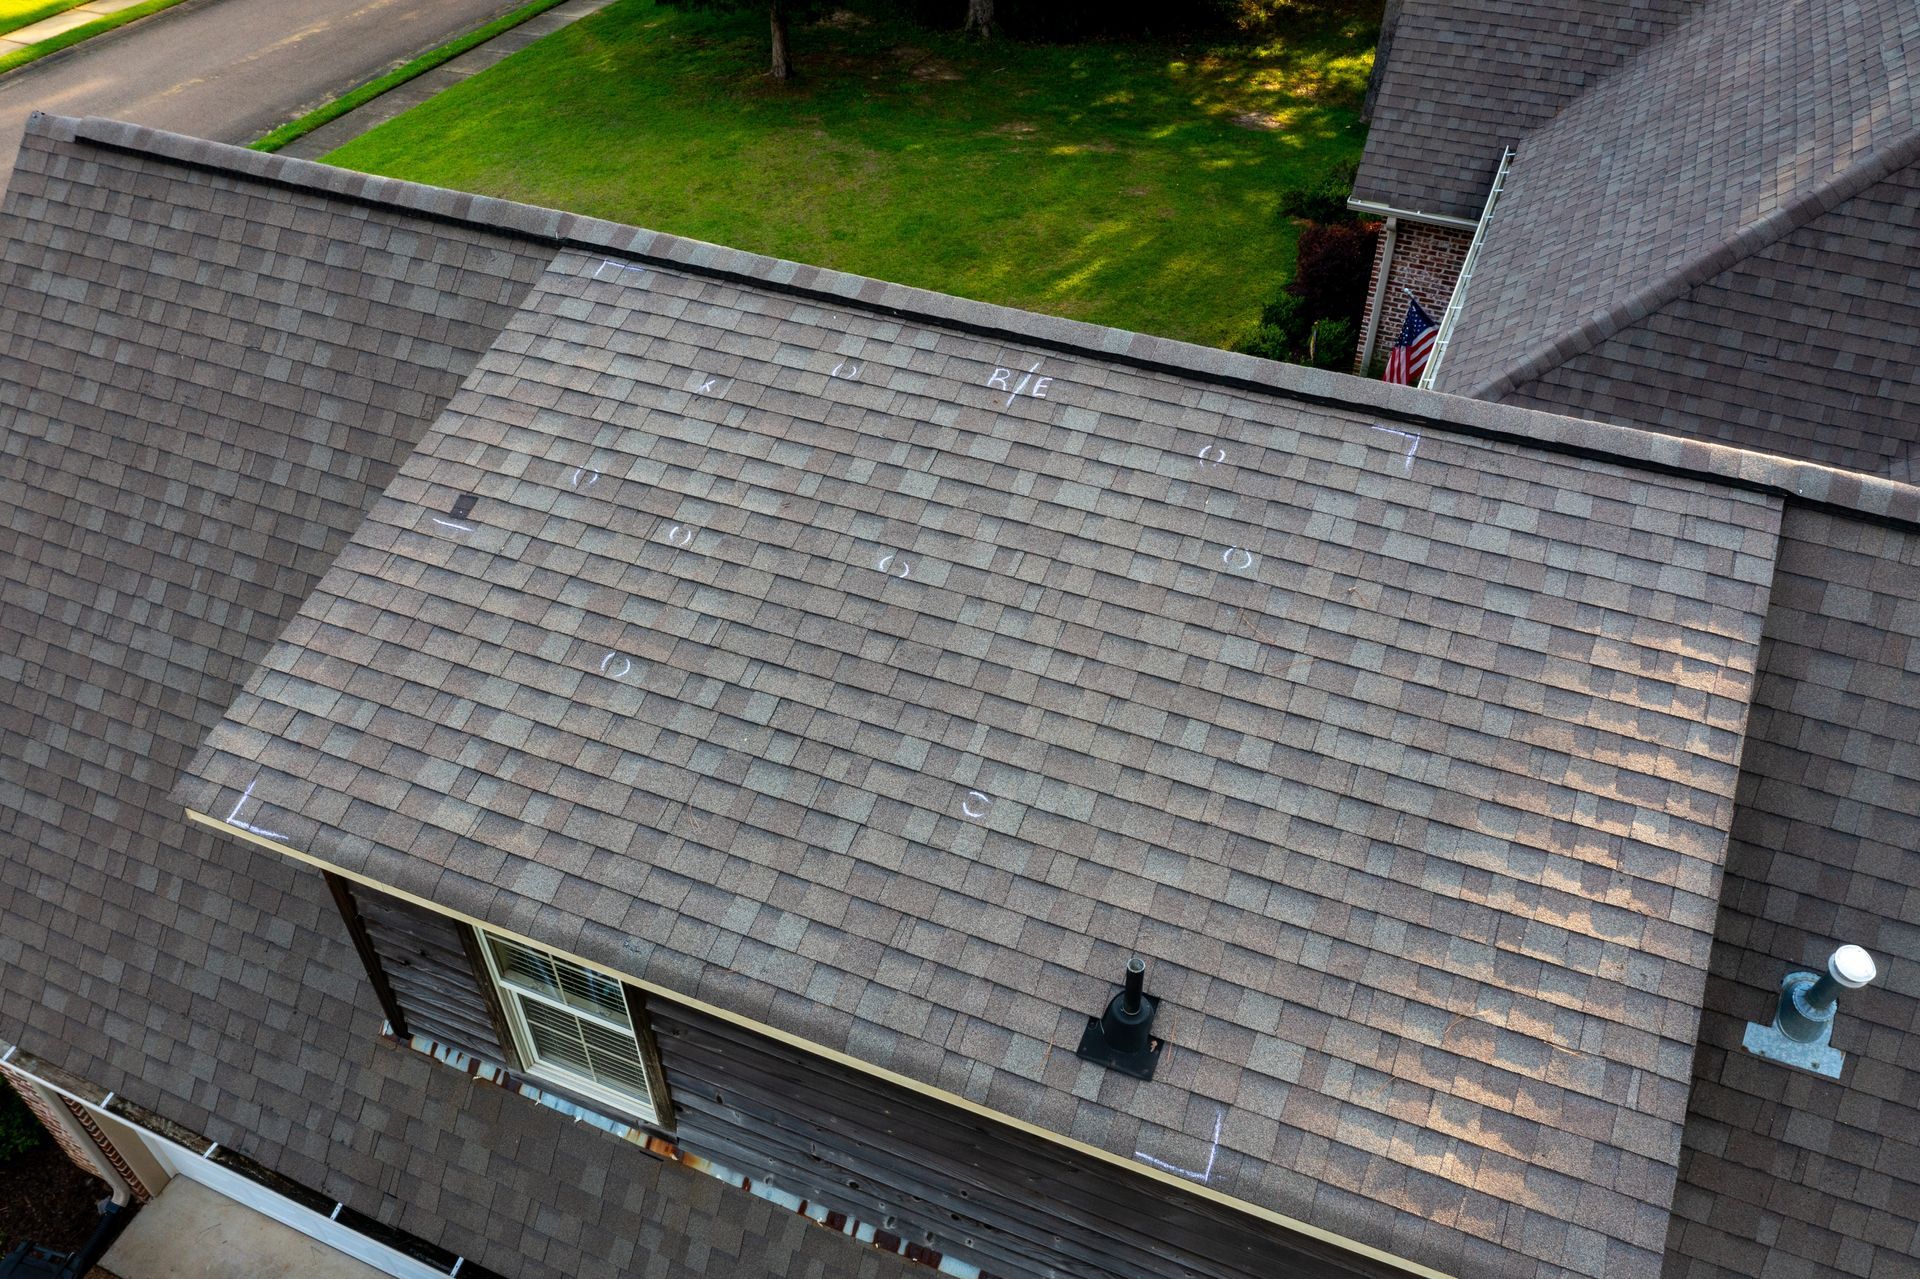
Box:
1384, 296, 1437, 386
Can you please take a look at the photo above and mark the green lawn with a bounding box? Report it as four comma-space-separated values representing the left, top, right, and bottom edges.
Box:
0, 0, 88, 37
326, 1, 1376, 349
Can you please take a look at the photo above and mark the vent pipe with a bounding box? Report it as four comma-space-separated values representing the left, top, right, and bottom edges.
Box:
1074, 957, 1163, 1080
1775, 945, 1876, 1043
1743, 944, 1879, 1078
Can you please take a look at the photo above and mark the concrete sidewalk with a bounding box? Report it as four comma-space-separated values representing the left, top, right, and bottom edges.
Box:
280, 0, 616, 160
0, 0, 150, 54
94, 1178, 386, 1279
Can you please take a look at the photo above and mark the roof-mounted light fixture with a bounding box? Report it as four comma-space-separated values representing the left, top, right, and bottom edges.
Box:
1074, 957, 1164, 1080
1743, 944, 1878, 1078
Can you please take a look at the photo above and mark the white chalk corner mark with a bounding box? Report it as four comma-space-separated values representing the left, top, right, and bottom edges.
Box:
1370, 425, 1421, 474
225, 779, 287, 842
593, 259, 647, 281
1134, 1107, 1224, 1184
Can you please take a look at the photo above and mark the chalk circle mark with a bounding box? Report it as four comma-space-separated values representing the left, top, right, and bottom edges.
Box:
1222, 546, 1255, 572
570, 467, 600, 490
600, 652, 633, 680
876, 552, 912, 580
666, 524, 696, 548
1197, 444, 1228, 467
831, 360, 862, 381
961, 791, 993, 820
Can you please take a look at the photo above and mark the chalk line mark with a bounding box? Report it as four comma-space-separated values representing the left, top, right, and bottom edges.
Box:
594, 260, 647, 281
225, 779, 287, 842
431, 518, 474, 534
1370, 425, 1421, 474
1135, 1107, 1223, 1184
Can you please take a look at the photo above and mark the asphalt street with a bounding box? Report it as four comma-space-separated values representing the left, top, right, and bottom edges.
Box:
0, 0, 524, 170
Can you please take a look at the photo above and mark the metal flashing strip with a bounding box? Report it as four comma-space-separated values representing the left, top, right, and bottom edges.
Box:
184, 807, 1457, 1279
1420, 147, 1514, 391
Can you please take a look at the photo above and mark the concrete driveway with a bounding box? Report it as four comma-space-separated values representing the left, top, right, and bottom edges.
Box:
0, 0, 528, 170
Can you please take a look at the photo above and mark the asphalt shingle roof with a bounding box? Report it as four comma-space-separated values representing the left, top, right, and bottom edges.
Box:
0, 112, 916, 1279
168, 213, 1800, 1277
1432, 0, 1920, 445
1351, 0, 1699, 223
1663, 509, 1920, 1279
6, 112, 1918, 1279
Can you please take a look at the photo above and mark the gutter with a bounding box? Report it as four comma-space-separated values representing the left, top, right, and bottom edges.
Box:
0, 1045, 499, 1279
1419, 147, 1513, 390
1344, 197, 1478, 231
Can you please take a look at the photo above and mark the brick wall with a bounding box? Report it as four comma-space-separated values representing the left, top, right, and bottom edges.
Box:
0, 1064, 106, 1190
1355, 221, 1471, 374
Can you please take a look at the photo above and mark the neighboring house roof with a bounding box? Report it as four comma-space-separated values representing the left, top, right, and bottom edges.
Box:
1349, 0, 1699, 223
2, 113, 1917, 1279
1430, 0, 1920, 477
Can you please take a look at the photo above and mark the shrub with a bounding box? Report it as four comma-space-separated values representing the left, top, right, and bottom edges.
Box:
0, 1081, 46, 1162
1275, 157, 1360, 224
1290, 219, 1377, 329
1236, 219, 1376, 368
1302, 317, 1356, 369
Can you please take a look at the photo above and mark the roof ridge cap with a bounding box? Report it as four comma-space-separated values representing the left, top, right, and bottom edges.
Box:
23, 114, 1920, 530
1458, 119, 1920, 402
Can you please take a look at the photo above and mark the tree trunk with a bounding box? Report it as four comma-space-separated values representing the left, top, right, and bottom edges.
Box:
769, 0, 791, 79
964, 0, 992, 38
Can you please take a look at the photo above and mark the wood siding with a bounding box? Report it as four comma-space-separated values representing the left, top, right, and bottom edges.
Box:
651, 1003, 1398, 1279
351, 885, 508, 1061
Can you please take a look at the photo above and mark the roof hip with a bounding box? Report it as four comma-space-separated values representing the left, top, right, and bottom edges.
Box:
1460, 122, 1920, 403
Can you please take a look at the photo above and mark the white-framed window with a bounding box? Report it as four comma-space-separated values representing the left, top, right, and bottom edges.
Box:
477, 930, 661, 1123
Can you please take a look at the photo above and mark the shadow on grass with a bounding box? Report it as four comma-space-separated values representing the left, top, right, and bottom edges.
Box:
326, 0, 1376, 347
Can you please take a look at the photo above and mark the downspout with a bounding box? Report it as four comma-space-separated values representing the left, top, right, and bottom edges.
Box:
1, 1066, 132, 1205
1419, 146, 1513, 390
1356, 215, 1398, 375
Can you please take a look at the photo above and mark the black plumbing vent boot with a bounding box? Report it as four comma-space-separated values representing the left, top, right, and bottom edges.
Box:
1075, 957, 1163, 1080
